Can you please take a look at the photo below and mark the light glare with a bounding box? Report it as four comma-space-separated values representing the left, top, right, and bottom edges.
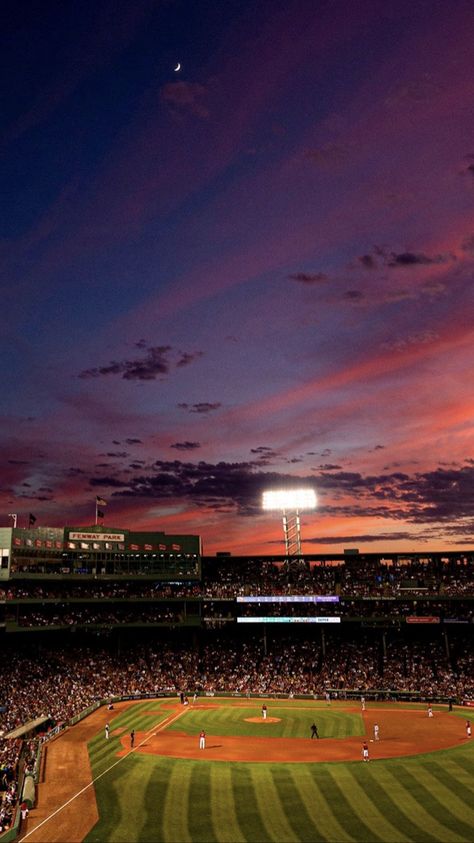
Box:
262, 488, 317, 511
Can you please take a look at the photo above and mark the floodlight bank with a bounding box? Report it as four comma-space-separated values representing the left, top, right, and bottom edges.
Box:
262, 489, 317, 511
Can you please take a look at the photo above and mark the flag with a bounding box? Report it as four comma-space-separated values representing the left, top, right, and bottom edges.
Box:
29, 513, 36, 527
96, 496, 107, 506
97, 509, 105, 519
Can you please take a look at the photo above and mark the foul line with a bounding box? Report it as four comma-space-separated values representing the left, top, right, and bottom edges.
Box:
19, 706, 187, 841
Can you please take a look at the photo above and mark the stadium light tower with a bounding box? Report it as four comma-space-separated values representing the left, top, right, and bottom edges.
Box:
262, 488, 317, 556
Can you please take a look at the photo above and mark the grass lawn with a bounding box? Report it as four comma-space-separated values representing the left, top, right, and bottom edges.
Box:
85, 700, 474, 843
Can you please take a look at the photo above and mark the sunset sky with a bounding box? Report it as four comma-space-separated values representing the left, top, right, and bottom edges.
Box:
2, 0, 474, 554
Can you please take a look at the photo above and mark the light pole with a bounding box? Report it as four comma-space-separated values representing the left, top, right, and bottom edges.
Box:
8, 513, 17, 528
262, 488, 317, 556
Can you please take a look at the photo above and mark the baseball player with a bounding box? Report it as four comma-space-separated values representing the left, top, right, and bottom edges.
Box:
428, 705, 433, 718
362, 742, 369, 761
105, 723, 110, 739
361, 696, 366, 711
374, 723, 379, 741
130, 729, 135, 748
466, 720, 471, 738
262, 704, 267, 720
199, 730, 206, 749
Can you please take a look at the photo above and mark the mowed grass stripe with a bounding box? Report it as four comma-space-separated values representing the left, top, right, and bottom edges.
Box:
351, 765, 438, 843
86, 757, 138, 842
448, 754, 474, 779
270, 764, 326, 843
230, 765, 273, 842
337, 762, 410, 843
251, 767, 299, 842
381, 766, 467, 842
210, 764, 246, 843
321, 713, 364, 739
296, 767, 354, 842
418, 761, 474, 825
186, 763, 218, 843
321, 768, 384, 842
89, 738, 121, 773
397, 765, 474, 841
108, 703, 170, 731
161, 759, 193, 843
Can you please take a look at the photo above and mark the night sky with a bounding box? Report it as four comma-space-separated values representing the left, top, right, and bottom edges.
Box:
2, 0, 474, 554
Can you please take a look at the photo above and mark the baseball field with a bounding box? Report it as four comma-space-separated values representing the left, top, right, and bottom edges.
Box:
20, 698, 474, 843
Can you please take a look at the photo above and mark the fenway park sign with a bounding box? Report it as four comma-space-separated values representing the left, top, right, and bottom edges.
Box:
69, 532, 125, 542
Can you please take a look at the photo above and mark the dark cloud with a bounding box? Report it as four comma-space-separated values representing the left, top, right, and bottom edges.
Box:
387, 251, 450, 267
78, 345, 202, 381
466, 164, 474, 176
170, 441, 201, 451
17, 491, 53, 501
177, 402, 221, 414
8, 459, 30, 465
316, 464, 342, 470
289, 271, 328, 284
86, 459, 474, 540
79, 345, 172, 380
354, 245, 455, 271
90, 476, 130, 488
93, 459, 314, 516
125, 438, 142, 445
176, 351, 203, 368
106, 451, 129, 458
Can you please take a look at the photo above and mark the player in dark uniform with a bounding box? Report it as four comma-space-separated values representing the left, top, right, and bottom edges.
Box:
130, 729, 135, 748
310, 722, 319, 739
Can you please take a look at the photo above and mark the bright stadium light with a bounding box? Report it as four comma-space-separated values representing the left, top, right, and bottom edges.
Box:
262, 487, 317, 556
262, 488, 317, 512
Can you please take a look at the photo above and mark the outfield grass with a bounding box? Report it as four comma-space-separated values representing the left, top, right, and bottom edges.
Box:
85, 701, 474, 843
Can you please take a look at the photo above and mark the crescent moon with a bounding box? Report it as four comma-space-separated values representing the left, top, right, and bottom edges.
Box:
174, 63, 181, 72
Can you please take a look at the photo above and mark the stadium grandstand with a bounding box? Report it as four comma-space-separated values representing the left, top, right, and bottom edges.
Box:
0, 523, 473, 836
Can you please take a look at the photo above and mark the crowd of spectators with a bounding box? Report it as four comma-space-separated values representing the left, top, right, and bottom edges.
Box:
2, 557, 473, 603
12, 605, 184, 628
0, 740, 20, 834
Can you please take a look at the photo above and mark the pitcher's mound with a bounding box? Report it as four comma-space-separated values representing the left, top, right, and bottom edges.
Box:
244, 716, 281, 723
